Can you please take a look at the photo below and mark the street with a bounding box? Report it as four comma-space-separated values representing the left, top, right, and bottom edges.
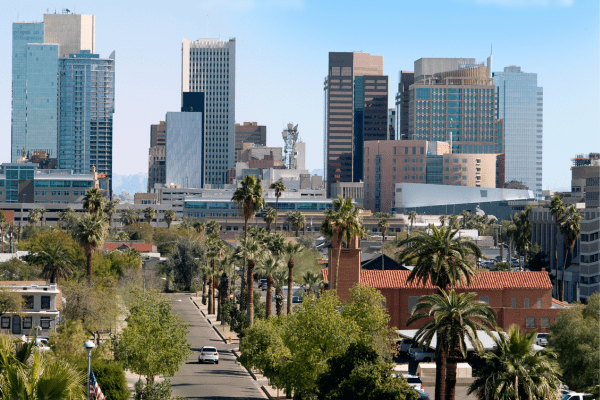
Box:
168, 293, 267, 400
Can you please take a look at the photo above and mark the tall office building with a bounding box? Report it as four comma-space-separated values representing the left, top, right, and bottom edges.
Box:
323, 52, 388, 196
181, 38, 235, 187
234, 122, 266, 162
394, 71, 413, 140
11, 23, 59, 162
494, 66, 543, 197
43, 13, 95, 58
58, 50, 115, 194
148, 121, 166, 192
408, 61, 503, 155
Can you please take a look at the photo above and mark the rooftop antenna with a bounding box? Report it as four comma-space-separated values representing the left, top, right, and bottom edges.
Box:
281, 123, 299, 169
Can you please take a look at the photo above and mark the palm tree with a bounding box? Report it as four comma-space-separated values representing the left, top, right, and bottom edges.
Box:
143, 206, 156, 224
378, 217, 390, 269
439, 215, 447, 227
83, 187, 104, 215
460, 210, 472, 229
266, 233, 286, 257
205, 220, 220, 235
120, 207, 141, 227
217, 254, 235, 322
28, 209, 40, 226
200, 265, 211, 306
164, 209, 176, 229
104, 199, 119, 227
409, 289, 497, 400
193, 220, 206, 234
301, 271, 322, 296
286, 211, 306, 237
448, 215, 460, 230
232, 175, 265, 308
549, 196, 566, 286
397, 225, 482, 291
283, 241, 304, 315
408, 210, 418, 235
117, 231, 129, 241
260, 256, 284, 318
206, 233, 225, 315
320, 196, 362, 290
468, 325, 562, 400
272, 271, 287, 316
31, 242, 74, 284
262, 206, 277, 233
269, 180, 286, 232
234, 236, 268, 327
559, 205, 582, 302
76, 213, 108, 280
38, 209, 47, 226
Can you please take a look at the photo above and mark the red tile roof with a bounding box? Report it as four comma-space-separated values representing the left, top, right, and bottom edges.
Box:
361, 270, 553, 290
104, 243, 155, 252
551, 298, 565, 307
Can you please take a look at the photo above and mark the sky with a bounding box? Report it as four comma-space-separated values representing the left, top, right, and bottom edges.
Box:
0, 0, 598, 190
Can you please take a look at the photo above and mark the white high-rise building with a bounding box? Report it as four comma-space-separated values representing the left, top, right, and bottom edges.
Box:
43, 13, 95, 58
181, 38, 235, 187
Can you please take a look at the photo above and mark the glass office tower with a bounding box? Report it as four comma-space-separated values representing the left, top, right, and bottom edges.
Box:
58, 50, 115, 194
494, 66, 543, 198
11, 23, 59, 162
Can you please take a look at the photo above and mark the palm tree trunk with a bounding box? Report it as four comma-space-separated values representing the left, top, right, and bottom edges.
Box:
287, 260, 294, 315
275, 197, 279, 232
444, 341, 461, 400
209, 260, 215, 314
202, 274, 207, 305
276, 287, 283, 316
217, 279, 222, 322
381, 232, 386, 270
241, 220, 248, 311
561, 248, 571, 302
266, 274, 274, 318
435, 341, 447, 400
514, 374, 519, 400
247, 260, 255, 326
553, 224, 558, 295
334, 233, 342, 290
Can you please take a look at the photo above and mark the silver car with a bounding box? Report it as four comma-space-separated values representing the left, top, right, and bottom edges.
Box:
198, 346, 219, 364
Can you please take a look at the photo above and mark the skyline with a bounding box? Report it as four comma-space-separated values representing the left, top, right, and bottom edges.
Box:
1, 0, 598, 191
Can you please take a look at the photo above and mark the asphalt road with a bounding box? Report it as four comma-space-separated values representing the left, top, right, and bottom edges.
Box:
168, 293, 267, 400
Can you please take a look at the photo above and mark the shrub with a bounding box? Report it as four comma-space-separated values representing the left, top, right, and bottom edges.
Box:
92, 359, 129, 400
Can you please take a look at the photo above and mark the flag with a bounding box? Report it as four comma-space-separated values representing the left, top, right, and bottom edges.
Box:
89, 370, 105, 400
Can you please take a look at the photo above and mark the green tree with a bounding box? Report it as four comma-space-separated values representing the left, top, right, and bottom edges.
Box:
272, 271, 287, 316
57, 207, 80, 235
468, 325, 562, 400
28, 241, 74, 283
549, 196, 566, 287
559, 205, 582, 301
448, 215, 460, 230
166, 238, 204, 292
234, 236, 269, 327
0, 258, 38, 281
301, 271, 321, 296
83, 187, 105, 215
112, 291, 191, 383
91, 359, 130, 400
28, 209, 40, 226
205, 220, 220, 235
260, 256, 284, 318
408, 211, 418, 235
143, 207, 156, 224
76, 213, 108, 280
47, 320, 89, 367
0, 288, 24, 318
38, 209, 47, 226
320, 196, 362, 290
286, 211, 306, 237
283, 241, 304, 315
270, 180, 286, 232
549, 292, 599, 396
206, 233, 225, 315
262, 206, 277, 233
409, 289, 497, 400
104, 199, 120, 227
164, 209, 175, 229
460, 210, 472, 229
439, 215, 447, 227
120, 207, 142, 227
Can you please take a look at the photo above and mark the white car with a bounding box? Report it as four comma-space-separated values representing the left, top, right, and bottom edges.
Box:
561, 392, 595, 400
198, 346, 219, 364
397, 338, 414, 354
402, 374, 424, 391
535, 333, 549, 347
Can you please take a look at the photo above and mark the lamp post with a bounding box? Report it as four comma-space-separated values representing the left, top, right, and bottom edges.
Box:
83, 340, 95, 400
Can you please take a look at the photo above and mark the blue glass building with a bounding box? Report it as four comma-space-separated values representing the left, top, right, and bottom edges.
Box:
494, 66, 543, 198
58, 50, 115, 194
11, 23, 59, 162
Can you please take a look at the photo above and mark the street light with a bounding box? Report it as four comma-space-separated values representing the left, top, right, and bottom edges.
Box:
83, 340, 95, 400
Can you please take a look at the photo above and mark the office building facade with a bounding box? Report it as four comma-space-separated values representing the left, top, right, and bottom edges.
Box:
394, 71, 414, 140
181, 38, 235, 186
148, 121, 166, 192
43, 13, 95, 58
234, 122, 266, 162
323, 52, 388, 196
494, 66, 543, 197
57, 50, 115, 194
165, 111, 203, 189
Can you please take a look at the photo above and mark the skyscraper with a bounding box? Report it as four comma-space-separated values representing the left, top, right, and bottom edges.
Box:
43, 13, 95, 58
323, 52, 388, 196
58, 50, 115, 194
394, 71, 413, 140
11, 23, 58, 162
148, 121, 166, 192
181, 38, 235, 187
234, 122, 266, 162
494, 66, 543, 197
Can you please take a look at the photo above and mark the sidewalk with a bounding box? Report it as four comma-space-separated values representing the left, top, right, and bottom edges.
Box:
190, 296, 287, 399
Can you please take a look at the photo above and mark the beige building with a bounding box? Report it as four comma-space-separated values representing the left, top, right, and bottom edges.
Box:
43, 13, 95, 58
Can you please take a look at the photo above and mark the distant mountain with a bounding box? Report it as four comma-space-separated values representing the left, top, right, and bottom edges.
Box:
112, 173, 148, 195
311, 169, 324, 177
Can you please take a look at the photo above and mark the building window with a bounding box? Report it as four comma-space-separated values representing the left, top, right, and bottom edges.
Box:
40, 317, 51, 329
408, 296, 419, 314
22, 317, 32, 330
511, 298, 516, 308
524, 298, 529, 309
526, 317, 536, 328
479, 296, 489, 304
41, 296, 50, 310
1, 317, 9, 329
537, 298, 542, 308
23, 296, 34, 310
540, 317, 550, 328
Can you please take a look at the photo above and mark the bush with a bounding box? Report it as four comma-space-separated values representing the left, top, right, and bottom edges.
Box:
92, 360, 129, 400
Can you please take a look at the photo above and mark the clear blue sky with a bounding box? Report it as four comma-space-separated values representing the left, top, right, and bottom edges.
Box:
0, 0, 597, 190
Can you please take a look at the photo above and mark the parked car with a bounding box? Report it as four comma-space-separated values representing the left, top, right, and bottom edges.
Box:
258, 279, 267, 289
535, 333, 549, 347
411, 346, 436, 362
413, 388, 430, 400
397, 338, 414, 354
198, 346, 219, 364
402, 374, 424, 391
26, 337, 50, 352
561, 392, 595, 400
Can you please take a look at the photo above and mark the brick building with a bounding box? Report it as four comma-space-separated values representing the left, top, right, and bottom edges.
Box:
235, 122, 267, 163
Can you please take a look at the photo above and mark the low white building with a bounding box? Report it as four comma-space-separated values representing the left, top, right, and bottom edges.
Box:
0, 281, 61, 337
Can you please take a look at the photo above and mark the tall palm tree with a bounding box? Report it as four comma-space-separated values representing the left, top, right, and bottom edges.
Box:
468, 325, 562, 400
120, 207, 141, 227
408, 210, 418, 235
205, 220, 220, 236
320, 196, 362, 290
448, 215, 460, 230
76, 213, 108, 280
460, 210, 472, 229
193, 220, 206, 235
272, 271, 287, 317
262, 206, 277, 233
38, 209, 47, 226
439, 215, 447, 227
28, 209, 40, 226
269, 180, 286, 232
83, 187, 104, 215
549, 196, 566, 290
301, 271, 322, 296
286, 211, 306, 237
206, 233, 225, 315
200, 265, 211, 306
409, 289, 497, 400
283, 241, 304, 315
232, 175, 265, 308
31, 242, 74, 284
143, 206, 156, 224
559, 205, 582, 302
104, 200, 119, 227
378, 217, 390, 269
164, 209, 176, 229
260, 256, 284, 318
234, 236, 268, 327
